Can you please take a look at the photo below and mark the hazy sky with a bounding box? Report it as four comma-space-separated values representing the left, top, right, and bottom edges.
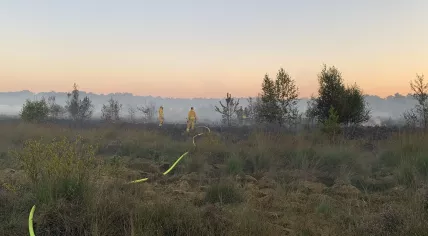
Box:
1, 0, 427, 98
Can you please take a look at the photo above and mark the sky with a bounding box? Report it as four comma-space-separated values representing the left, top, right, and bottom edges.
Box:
0, 0, 427, 98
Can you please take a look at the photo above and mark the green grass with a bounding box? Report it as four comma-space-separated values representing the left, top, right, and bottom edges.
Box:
1, 122, 428, 235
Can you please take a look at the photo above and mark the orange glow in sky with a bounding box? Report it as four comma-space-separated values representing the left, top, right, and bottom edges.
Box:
1, 1, 427, 98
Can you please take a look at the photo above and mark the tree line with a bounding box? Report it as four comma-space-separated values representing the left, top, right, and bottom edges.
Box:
19, 64, 427, 131
214, 64, 426, 131
19, 81, 163, 124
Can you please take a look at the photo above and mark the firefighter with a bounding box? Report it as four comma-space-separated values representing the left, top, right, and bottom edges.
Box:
158, 106, 164, 126
186, 107, 197, 132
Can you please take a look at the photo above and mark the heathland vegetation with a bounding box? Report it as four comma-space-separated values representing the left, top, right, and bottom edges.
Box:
1, 64, 427, 235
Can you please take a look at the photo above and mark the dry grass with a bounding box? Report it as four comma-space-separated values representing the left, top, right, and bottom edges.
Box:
1, 122, 428, 236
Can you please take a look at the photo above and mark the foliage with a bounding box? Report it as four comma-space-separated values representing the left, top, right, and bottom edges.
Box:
310, 64, 370, 125
47, 95, 66, 120
215, 92, 240, 126
138, 101, 156, 122
258, 68, 300, 126
341, 83, 370, 124
245, 97, 262, 124
321, 107, 341, 141
11, 136, 97, 204
404, 74, 428, 129
311, 64, 345, 123
305, 95, 318, 123
20, 98, 50, 123
259, 74, 280, 123
65, 83, 94, 122
127, 105, 137, 123
101, 97, 122, 122
275, 68, 300, 125
3, 123, 428, 235
236, 106, 244, 125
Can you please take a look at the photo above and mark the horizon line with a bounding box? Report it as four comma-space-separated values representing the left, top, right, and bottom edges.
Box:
0, 89, 413, 100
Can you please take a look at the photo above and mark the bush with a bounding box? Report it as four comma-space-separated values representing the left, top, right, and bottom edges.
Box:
11, 136, 98, 204
20, 99, 50, 123
321, 107, 341, 141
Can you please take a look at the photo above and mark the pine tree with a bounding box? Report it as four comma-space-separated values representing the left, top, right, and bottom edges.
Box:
259, 74, 280, 123
215, 93, 239, 126
65, 83, 94, 123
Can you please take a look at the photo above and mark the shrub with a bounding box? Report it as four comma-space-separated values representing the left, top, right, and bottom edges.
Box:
11, 136, 98, 204
20, 99, 50, 123
321, 107, 341, 141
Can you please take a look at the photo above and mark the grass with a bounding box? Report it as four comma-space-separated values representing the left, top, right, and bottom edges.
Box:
1, 121, 428, 235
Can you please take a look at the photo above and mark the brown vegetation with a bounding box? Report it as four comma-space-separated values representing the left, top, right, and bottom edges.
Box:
1, 121, 428, 236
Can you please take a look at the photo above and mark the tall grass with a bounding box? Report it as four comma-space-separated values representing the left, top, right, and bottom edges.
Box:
0, 122, 428, 235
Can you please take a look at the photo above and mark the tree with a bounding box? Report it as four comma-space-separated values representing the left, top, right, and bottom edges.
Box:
101, 97, 122, 122
275, 68, 299, 126
258, 68, 300, 126
259, 74, 280, 123
341, 83, 370, 125
236, 106, 244, 125
20, 98, 50, 123
305, 95, 318, 125
310, 64, 370, 125
403, 74, 428, 129
321, 106, 341, 142
243, 107, 250, 125
127, 105, 137, 123
215, 92, 239, 126
312, 64, 346, 123
246, 97, 261, 124
138, 102, 156, 123
47, 96, 65, 120
65, 83, 94, 123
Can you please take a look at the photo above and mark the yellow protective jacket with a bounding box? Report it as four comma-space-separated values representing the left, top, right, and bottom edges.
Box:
159, 108, 164, 117
188, 110, 196, 120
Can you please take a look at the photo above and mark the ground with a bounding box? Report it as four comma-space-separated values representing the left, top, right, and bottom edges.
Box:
0, 120, 428, 236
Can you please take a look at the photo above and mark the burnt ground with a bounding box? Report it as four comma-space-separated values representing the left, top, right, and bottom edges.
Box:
0, 118, 408, 142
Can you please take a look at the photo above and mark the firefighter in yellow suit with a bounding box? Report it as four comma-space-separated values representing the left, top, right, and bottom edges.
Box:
186, 107, 197, 132
158, 106, 164, 127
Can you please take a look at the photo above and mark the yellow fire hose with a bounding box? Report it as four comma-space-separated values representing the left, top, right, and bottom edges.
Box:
28, 205, 35, 236
128, 126, 210, 183
28, 126, 210, 235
